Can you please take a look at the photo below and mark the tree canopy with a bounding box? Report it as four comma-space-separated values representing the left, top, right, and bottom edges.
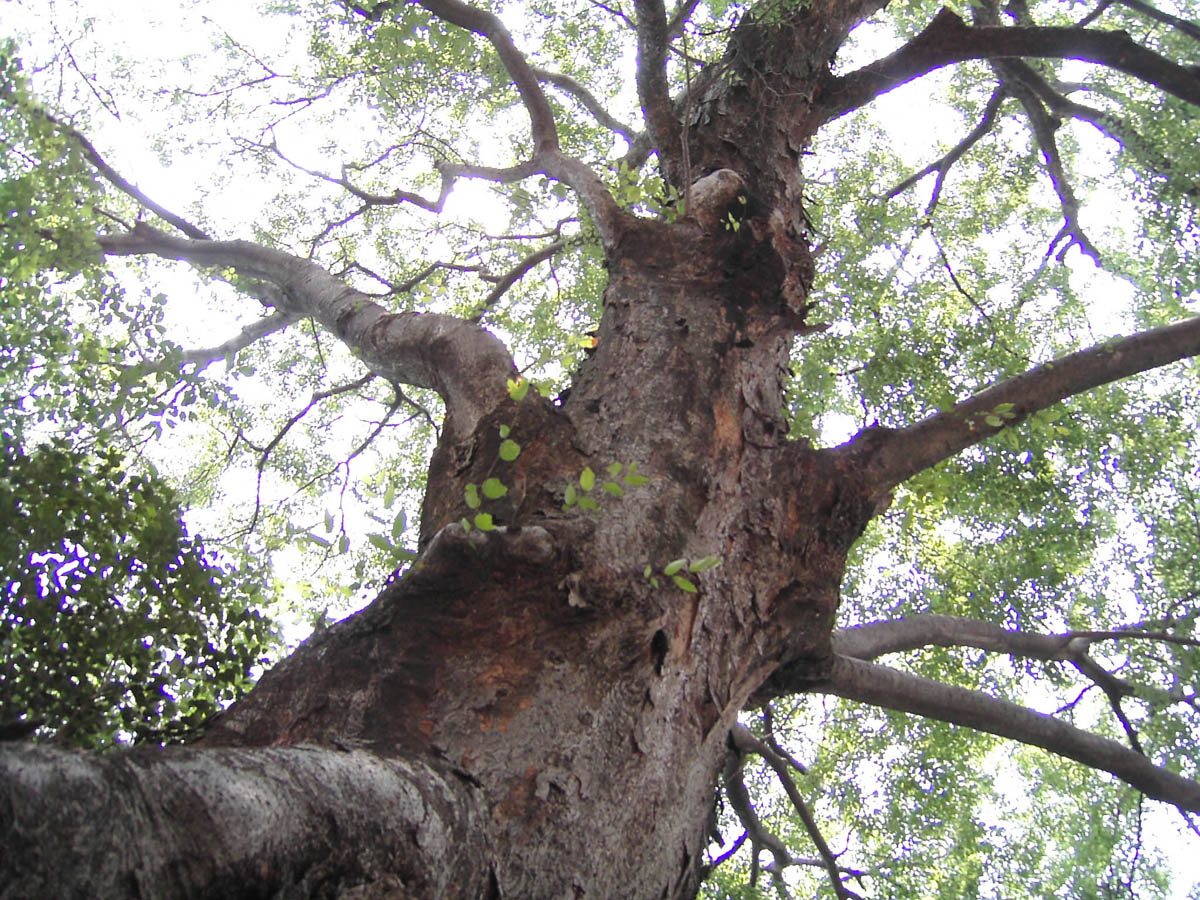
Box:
3, 0, 1200, 897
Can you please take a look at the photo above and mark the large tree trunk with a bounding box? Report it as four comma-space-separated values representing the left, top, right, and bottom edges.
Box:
6, 1, 1200, 896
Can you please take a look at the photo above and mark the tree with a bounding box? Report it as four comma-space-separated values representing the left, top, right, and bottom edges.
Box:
2, 0, 1199, 895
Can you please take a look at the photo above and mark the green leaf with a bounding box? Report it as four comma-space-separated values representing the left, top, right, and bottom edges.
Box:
506, 378, 530, 402
606, 461, 623, 477
564, 483, 578, 507
663, 558, 687, 576
499, 424, 511, 439
578, 496, 600, 511
984, 414, 1004, 427
688, 555, 721, 572
579, 466, 596, 492
602, 481, 623, 497
391, 508, 407, 539
499, 439, 521, 462
473, 512, 495, 531
464, 483, 481, 509
482, 477, 508, 499
367, 533, 392, 552
672, 575, 698, 593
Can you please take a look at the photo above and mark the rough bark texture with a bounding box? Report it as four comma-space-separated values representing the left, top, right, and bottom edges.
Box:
5, 2, 1200, 898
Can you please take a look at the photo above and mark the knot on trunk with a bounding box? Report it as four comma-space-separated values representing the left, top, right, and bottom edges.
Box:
686, 169, 747, 232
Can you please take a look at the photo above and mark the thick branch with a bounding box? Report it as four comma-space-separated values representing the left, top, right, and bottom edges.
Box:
0, 743, 490, 898
844, 315, 1200, 498
414, 1, 628, 247
834, 613, 1075, 662
416, 0, 558, 155
813, 655, 1200, 813
633, 0, 684, 181
819, 8, 1200, 123
98, 223, 516, 438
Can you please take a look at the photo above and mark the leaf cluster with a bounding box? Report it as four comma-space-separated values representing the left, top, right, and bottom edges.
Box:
0, 436, 278, 748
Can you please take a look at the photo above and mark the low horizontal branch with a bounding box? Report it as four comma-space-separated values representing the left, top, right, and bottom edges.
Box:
814, 654, 1200, 813
0, 743, 491, 898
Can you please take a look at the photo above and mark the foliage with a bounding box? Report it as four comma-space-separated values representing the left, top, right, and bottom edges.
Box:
0, 436, 278, 748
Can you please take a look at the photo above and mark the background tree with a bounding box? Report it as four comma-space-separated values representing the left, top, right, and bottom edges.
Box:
2, 0, 1199, 897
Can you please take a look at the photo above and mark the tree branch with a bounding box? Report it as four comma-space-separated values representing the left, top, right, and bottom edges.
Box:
180, 309, 301, 369
468, 238, 568, 324
52, 115, 211, 240
97, 223, 516, 440
0, 743, 490, 897
843, 315, 1200, 499
532, 67, 637, 142
416, 0, 557, 155
730, 724, 861, 900
818, 8, 1200, 123
884, 86, 1008, 217
813, 655, 1200, 813
633, 0, 684, 183
414, 0, 628, 247
1112, 0, 1200, 42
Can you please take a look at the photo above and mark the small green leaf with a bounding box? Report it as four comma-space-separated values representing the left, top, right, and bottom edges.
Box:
383, 482, 396, 508
689, 555, 721, 572
464, 483, 481, 509
650, 577, 660, 589
643, 564, 653, 579
473, 512, 495, 531
499, 424, 511, 439
672, 575, 698, 593
606, 462, 623, 477
391, 508, 407, 538
623, 472, 650, 486
306, 532, 331, 548
984, 414, 1004, 427
323, 511, 334, 532
482, 477, 508, 499
499, 439, 521, 461
579, 496, 600, 511
564, 483, 578, 508
579, 466, 595, 492
507, 378, 530, 402
602, 481, 624, 497
367, 533, 392, 552
663, 558, 687, 576
338, 534, 350, 554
